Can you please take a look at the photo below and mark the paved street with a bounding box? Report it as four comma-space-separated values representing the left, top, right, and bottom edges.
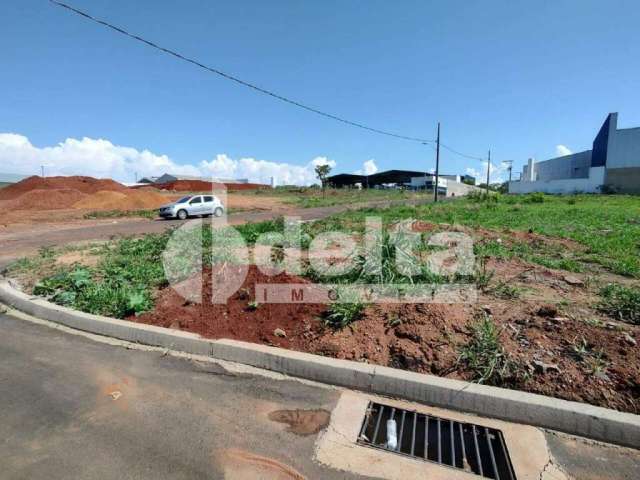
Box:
1, 312, 639, 479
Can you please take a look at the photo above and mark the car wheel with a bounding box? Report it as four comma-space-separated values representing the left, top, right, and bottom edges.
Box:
213, 207, 223, 217
177, 209, 188, 220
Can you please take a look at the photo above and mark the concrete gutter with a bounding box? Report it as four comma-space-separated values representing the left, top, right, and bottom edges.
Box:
1, 278, 639, 449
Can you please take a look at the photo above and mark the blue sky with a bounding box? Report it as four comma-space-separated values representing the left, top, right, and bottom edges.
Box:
1, 0, 639, 184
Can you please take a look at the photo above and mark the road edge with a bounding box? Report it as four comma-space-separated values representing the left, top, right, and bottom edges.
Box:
1, 278, 639, 449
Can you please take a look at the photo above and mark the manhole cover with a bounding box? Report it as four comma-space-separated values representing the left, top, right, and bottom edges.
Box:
357, 402, 517, 479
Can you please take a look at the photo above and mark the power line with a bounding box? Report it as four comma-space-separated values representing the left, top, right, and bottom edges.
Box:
49, 0, 433, 144
440, 142, 485, 161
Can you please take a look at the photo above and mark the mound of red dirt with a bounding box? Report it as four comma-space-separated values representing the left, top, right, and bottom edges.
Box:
73, 189, 168, 211
153, 180, 268, 192
5, 188, 89, 210
0, 175, 126, 201
132, 266, 326, 349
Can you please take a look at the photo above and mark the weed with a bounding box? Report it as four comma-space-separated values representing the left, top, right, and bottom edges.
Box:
234, 217, 285, 244
597, 283, 640, 324
521, 192, 545, 204
585, 350, 609, 375
31, 232, 170, 318
474, 256, 494, 291
325, 289, 365, 328
570, 336, 591, 361
33, 266, 151, 317
308, 194, 640, 277
83, 209, 156, 219
583, 317, 603, 328
38, 246, 56, 259
247, 300, 260, 310
491, 281, 522, 299
458, 315, 515, 385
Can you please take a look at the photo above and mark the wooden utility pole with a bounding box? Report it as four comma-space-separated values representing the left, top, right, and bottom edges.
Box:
485, 150, 491, 195
434, 122, 441, 202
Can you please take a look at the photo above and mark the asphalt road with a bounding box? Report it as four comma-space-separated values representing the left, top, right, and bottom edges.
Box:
0, 312, 371, 480
2, 312, 639, 480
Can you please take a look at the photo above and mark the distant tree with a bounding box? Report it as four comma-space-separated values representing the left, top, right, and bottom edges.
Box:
315, 164, 332, 198
496, 182, 509, 194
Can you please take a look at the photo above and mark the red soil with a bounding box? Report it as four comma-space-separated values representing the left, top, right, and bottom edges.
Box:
73, 190, 169, 210
0, 175, 174, 212
5, 189, 88, 210
0, 175, 125, 200
132, 266, 326, 350
131, 259, 640, 414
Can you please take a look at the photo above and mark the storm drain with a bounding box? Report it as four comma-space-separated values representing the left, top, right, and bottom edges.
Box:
357, 402, 517, 480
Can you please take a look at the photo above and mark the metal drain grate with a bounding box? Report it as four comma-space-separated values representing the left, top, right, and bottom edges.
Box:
357, 402, 517, 480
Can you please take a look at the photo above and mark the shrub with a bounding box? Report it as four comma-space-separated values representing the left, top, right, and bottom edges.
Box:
521, 192, 545, 204
598, 283, 640, 324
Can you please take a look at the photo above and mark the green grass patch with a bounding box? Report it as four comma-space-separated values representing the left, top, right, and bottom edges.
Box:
598, 283, 640, 324
240, 186, 431, 208
32, 232, 171, 318
83, 209, 157, 219
310, 194, 640, 277
458, 315, 517, 385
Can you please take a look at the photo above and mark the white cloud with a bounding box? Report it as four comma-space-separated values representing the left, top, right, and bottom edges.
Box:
0, 133, 337, 186
556, 144, 572, 157
354, 159, 378, 176
465, 162, 507, 184
200, 155, 335, 186
0, 133, 200, 182
465, 167, 480, 183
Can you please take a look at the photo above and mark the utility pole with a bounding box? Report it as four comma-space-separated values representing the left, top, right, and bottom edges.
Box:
485, 150, 491, 196
434, 122, 441, 202
503, 160, 513, 183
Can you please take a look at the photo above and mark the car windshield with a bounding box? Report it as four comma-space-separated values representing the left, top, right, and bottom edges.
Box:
176, 196, 192, 203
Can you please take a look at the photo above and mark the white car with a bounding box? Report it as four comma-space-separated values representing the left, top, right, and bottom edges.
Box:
158, 195, 225, 220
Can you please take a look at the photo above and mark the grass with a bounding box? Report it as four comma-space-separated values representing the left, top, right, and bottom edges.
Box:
83, 209, 157, 219
241, 186, 431, 208
324, 289, 365, 328
490, 281, 523, 299
30, 232, 171, 318
598, 283, 640, 324
19, 193, 640, 321
307, 194, 640, 278
568, 336, 610, 374
458, 315, 516, 385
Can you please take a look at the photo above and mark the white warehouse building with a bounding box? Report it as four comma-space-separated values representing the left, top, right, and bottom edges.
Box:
509, 113, 640, 194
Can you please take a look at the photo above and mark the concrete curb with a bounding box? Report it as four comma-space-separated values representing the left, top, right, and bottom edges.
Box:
1, 279, 639, 449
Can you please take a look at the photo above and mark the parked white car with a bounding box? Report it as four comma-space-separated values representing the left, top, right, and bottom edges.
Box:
158, 195, 225, 220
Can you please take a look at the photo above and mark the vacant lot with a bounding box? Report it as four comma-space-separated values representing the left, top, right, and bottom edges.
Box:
8, 193, 640, 413
239, 186, 433, 208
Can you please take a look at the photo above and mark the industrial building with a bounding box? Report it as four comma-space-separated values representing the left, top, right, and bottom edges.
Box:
509, 113, 640, 194
327, 169, 478, 196
140, 173, 249, 185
